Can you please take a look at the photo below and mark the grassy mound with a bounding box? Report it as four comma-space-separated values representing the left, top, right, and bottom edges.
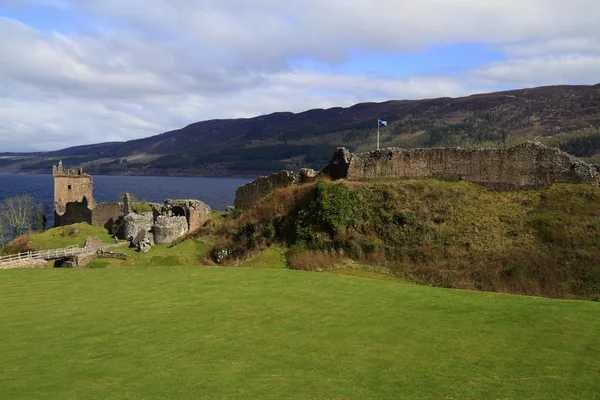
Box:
0, 267, 598, 399
28, 222, 115, 250
206, 180, 600, 299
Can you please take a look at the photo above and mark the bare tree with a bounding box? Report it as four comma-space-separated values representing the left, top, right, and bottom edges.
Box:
0, 195, 45, 248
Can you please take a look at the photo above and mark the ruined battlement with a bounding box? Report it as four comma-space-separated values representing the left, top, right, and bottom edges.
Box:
53, 161, 95, 216
234, 168, 317, 210
52, 163, 213, 249
339, 142, 597, 189
52, 160, 89, 177
234, 142, 598, 209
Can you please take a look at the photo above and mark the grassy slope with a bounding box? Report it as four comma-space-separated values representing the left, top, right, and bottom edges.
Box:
0, 267, 599, 400
28, 223, 114, 250
222, 180, 600, 299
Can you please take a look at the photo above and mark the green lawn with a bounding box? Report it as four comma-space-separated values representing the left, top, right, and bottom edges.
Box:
0, 267, 598, 400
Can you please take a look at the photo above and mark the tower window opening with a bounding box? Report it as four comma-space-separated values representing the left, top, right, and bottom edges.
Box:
68, 185, 72, 190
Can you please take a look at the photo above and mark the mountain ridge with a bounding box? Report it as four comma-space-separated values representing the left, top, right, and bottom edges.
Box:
2, 84, 599, 177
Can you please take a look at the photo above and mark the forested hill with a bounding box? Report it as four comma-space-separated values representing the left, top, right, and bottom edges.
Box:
2, 84, 600, 177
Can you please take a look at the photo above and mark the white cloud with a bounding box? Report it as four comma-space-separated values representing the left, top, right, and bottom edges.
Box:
471, 55, 600, 87
0, 1, 599, 152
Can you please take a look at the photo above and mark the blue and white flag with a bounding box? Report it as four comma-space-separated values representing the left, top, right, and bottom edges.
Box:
378, 119, 388, 126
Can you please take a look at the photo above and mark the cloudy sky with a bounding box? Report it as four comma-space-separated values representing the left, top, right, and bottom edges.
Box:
1, 0, 599, 152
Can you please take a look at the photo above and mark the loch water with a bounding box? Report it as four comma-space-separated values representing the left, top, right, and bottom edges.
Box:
0, 174, 252, 228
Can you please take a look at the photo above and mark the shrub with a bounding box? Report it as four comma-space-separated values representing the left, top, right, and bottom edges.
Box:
262, 223, 275, 239
3, 234, 35, 255
394, 212, 414, 227
502, 262, 526, 278
560, 267, 600, 297
533, 215, 561, 243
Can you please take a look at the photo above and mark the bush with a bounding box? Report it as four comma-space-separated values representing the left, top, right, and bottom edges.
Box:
3, 234, 35, 255
560, 267, 600, 297
502, 262, 526, 278
533, 215, 561, 243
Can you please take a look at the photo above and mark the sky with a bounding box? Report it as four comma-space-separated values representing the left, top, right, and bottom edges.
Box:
1, 0, 599, 152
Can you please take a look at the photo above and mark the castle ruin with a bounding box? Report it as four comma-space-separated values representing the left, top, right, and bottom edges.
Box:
234, 142, 599, 209
52, 162, 212, 248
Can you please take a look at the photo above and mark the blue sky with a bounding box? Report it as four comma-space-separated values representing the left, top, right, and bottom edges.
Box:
1, 0, 599, 152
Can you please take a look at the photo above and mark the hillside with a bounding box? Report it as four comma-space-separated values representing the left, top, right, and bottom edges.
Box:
201, 180, 600, 300
2, 84, 600, 176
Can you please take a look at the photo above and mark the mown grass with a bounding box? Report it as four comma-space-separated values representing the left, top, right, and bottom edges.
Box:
0, 267, 598, 399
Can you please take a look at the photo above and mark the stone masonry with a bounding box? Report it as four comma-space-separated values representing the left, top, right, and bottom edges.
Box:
234, 168, 317, 209
154, 215, 188, 244
234, 142, 598, 210
122, 212, 154, 240
53, 160, 96, 216
53, 163, 213, 247
341, 142, 597, 190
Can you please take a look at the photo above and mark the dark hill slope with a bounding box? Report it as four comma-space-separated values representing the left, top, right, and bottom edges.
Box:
4, 84, 600, 176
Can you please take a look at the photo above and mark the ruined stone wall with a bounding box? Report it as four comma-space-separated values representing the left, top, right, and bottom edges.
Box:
54, 200, 92, 227
344, 142, 597, 190
91, 202, 124, 231
162, 199, 212, 232
122, 212, 154, 240
53, 162, 95, 216
154, 215, 188, 244
234, 171, 299, 210
234, 169, 318, 210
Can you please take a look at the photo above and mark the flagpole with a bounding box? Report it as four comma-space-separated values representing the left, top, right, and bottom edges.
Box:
377, 120, 380, 150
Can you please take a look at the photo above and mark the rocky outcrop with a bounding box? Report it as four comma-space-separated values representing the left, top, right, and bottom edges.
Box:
122, 212, 154, 240
154, 215, 188, 244
133, 230, 154, 253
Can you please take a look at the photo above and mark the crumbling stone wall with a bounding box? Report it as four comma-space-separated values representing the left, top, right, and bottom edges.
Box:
122, 212, 154, 240
91, 202, 124, 231
53, 161, 95, 216
343, 142, 597, 190
234, 168, 317, 209
154, 215, 188, 244
162, 200, 212, 232
54, 199, 92, 227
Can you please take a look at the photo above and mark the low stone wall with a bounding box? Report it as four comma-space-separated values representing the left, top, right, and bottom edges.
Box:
340, 142, 597, 190
96, 250, 130, 260
234, 168, 317, 210
154, 215, 188, 244
0, 259, 48, 270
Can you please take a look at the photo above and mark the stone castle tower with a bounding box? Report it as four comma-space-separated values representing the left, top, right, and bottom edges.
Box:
52, 161, 96, 216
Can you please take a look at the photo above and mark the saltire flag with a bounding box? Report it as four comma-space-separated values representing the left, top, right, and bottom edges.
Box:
378, 119, 388, 126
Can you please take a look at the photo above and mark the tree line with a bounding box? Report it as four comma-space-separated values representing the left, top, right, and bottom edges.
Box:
0, 195, 45, 253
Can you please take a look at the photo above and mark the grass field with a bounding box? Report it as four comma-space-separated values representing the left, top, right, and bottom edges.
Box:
1, 267, 599, 399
